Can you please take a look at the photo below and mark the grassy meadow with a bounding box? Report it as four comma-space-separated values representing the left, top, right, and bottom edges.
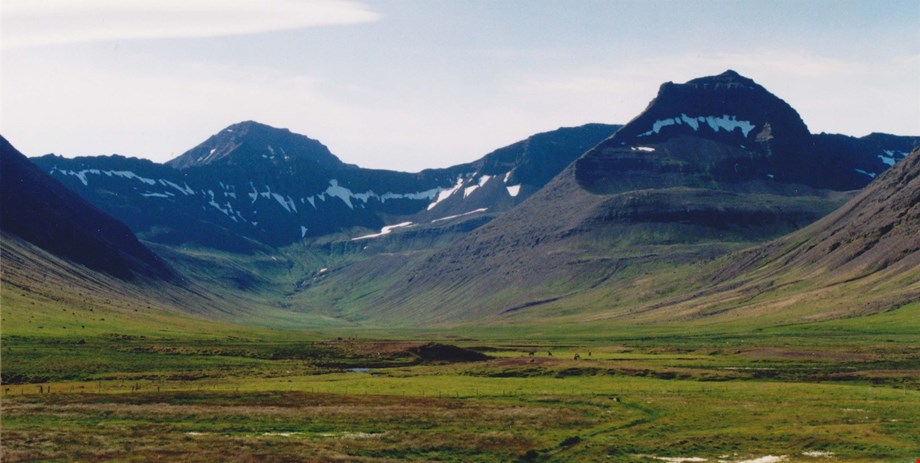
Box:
2, 293, 919, 462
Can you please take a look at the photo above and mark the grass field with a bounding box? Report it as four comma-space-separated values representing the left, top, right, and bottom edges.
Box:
3, 299, 919, 462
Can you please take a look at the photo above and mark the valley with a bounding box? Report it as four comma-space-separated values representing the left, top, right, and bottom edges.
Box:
2, 70, 919, 462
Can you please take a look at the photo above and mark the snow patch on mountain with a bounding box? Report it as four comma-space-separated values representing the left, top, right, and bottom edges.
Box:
50, 167, 156, 187
104, 170, 157, 185
199, 148, 218, 163
207, 190, 239, 221
639, 114, 756, 138
323, 179, 443, 210
462, 175, 492, 198
272, 193, 297, 213
878, 150, 905, 167
326, 180, 356, 209
431, 208, 488, 223
352, 221, 415, 240
159, 179, 194, 195
428, 177, 464, 211
51, 168, 91, 185
506, 185, 521, 197
380, 189, 440, 202
248, 184, 296, 213
854, 168, 876, 178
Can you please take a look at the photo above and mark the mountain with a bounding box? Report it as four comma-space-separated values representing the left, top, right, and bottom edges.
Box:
14, 70, 918, 328
166, 120, 346, 171
289, 70, 919, 324
580, 70, 910, 192
0, 135, 174, 281
31, 122, 619, 250
618, 145, 920, 324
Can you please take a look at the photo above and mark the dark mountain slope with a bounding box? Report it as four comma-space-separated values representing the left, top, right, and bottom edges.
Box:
32, 123, 619, 250
0, 135, 174, 281
716, 145, 920, 285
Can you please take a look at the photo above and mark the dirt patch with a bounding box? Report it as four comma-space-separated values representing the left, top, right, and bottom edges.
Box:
408, 343, 491, 363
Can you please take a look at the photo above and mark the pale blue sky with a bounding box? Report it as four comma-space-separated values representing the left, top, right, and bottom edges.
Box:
2, 0, 918, 171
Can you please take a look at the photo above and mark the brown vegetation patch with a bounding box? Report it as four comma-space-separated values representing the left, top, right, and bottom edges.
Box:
407, 343, 491, 363
738, 348, 874, 362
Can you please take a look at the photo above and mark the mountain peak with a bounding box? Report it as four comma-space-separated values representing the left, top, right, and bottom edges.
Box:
688, 69, 754, 85
222, 120, 291, 135
610, 70, 810, 148
167, 121, 343, 170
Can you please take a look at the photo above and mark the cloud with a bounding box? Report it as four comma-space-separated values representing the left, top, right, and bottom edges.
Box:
1, 0, 380, 48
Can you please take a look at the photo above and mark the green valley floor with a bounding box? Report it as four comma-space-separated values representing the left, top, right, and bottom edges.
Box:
2, 304, 919, 462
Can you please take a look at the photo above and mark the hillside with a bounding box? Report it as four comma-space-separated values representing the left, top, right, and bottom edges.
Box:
0, 135, 174, 281
0, 135, 349, 330
724, 147, 920, 281
675, 145, 920, 322
544, 146, 920, 327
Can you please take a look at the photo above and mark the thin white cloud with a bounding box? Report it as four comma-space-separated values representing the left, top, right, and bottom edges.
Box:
1, 0, 380, 48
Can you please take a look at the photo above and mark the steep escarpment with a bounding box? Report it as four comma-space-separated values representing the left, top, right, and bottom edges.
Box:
1, 135, 174, 281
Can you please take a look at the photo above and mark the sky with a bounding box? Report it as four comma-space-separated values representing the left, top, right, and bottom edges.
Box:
1, 0, 918, 172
